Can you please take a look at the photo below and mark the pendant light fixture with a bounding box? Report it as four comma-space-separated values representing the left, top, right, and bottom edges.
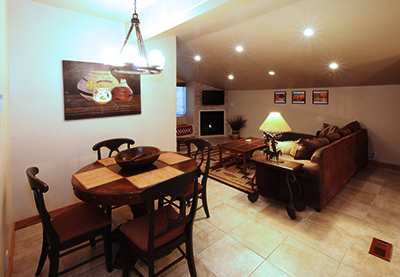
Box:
110, 0, 164, 75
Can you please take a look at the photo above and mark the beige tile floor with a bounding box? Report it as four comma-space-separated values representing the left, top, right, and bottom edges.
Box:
11, 164, 400, 276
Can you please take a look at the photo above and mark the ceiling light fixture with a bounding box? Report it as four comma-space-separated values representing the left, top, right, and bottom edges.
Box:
269, 71, 275, 75
304, 28, 314, 36
110, 0, 163, 75
194, 55, 201, 61
236, 46, 243, 52
329, 63, 338, 69
228, 75, 234, 80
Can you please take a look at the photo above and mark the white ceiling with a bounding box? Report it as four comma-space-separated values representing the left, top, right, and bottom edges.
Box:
30, 0, 400, 90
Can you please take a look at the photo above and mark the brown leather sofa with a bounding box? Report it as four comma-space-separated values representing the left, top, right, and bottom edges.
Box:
255, 121, 368, 211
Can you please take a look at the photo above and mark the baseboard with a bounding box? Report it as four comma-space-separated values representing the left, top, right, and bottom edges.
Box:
6, 223, 15, 277
368, 160, 400, 171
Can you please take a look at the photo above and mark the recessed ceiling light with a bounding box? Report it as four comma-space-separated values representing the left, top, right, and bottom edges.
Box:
329, 63, 338, 69
269, 71, 275, 75
304, 28, 314, 36
228, 75, 234, 80
194, 55, 201, 61
236, 46, 243, 52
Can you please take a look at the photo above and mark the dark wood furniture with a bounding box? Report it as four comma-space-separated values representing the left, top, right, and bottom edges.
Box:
120, 169, 201, 277
185, 138, 213, 218
27, 167, 113, 276
249, 155, 306, 219
71, 152, 197, 218
218, 137, 266, 174
92, 138, 135, 160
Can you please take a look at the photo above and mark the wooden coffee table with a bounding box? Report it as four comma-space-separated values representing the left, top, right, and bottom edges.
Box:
218, 137, 266, 174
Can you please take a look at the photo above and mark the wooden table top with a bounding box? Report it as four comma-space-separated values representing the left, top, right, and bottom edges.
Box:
71, 152, 197, 206
218, 137, 266, 153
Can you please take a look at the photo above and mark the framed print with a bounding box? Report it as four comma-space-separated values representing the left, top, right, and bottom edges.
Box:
63, 60, 141, 120
292, 91, 306, 104
274, 91, 286, 104
312, 90, 329, 104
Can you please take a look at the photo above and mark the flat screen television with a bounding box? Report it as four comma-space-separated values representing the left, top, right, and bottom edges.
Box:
202, 90, 225, 105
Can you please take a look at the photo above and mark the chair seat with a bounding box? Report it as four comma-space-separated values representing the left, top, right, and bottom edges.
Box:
52, 202, 111, 244
184, 180, 203, 197
120, 206, 185, 252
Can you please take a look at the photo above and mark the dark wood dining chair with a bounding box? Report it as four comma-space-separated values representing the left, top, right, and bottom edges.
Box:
26, 167, 113, 276
92, 138, 135, 160
119, 168, 201, 277
92, 138, 135, 215
184, 138, 213, 218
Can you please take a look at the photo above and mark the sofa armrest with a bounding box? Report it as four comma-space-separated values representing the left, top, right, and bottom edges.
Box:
279, 132, 315, 141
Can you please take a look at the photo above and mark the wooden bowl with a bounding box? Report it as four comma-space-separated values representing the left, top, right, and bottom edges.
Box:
115, 146, 161, 169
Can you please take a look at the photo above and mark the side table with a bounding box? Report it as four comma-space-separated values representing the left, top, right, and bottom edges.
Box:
248, 154, 306, 219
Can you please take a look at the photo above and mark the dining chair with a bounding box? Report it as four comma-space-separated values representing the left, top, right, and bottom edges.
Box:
119, 168, 201, 277
184, 138, 213, 218
26, 167, 113, 276
92, 137, 135, 160
92, 138, 135, 215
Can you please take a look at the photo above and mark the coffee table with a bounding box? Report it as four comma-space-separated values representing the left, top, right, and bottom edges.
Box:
218, 137, 266, 174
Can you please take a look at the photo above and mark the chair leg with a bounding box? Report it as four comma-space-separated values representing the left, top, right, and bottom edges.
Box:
121, 238, 130, 277
186, 240, 197, 277
104, 228, 113, 273
201, 189, 210, 218
35, 233, 48, 276
148, 258, 155, 277
48, 249, 60, 277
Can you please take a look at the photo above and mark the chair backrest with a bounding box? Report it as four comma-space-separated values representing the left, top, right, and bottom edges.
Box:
26, 167, 59, 242
92, 138, 135, 160
140, 168, 201, 252
185, 138, 213, 184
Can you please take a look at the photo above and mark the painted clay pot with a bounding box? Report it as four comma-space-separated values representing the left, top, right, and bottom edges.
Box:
77, 70, 119, 101
111, 78, 133, 103
93, 87, 112, 104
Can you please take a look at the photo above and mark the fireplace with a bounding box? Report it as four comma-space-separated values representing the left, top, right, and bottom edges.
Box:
200, 111, 224, 136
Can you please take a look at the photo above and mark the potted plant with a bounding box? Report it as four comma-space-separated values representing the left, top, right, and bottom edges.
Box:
227, 114, 248, 139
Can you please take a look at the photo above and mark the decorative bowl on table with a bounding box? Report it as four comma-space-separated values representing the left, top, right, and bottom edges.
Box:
115, 146, 161, 169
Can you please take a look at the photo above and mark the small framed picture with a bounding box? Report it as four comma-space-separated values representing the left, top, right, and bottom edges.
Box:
274, 91, 286, 104
292, 91, 306, 104
312, 90, 329, 104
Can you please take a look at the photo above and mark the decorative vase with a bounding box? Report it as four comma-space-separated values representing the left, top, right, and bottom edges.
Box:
232, 130, 240, 140
77, 70, 119, 101
93, 87, 112, 105
111, 78, 133, 103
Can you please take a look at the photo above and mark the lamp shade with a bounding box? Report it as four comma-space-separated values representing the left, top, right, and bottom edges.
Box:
259, 112, 292, 134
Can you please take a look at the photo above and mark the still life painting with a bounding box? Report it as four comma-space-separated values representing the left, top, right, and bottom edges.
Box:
63, 60, 141, 120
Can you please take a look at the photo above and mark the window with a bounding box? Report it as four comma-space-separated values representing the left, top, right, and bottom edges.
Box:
176, 82, 186, 116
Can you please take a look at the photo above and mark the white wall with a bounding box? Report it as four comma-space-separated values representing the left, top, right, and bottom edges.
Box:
9, 0, 177, 222
228, 85, 400, 166
1, 0, 12, 275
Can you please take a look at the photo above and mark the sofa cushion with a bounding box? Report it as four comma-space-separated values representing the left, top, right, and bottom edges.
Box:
318, 123, 339, 137
290, 137, 329, 160
276, 140, 296, 155
325, 132, 341, 143
345, 120, 361, 132
338, 126, 352, 137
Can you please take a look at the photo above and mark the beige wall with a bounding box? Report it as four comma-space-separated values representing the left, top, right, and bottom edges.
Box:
9, 0, 177, 222
1, 0, 12, 275
227, 85, 400, 166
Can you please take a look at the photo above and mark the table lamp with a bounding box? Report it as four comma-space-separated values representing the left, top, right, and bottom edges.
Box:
259, 112, 292, 163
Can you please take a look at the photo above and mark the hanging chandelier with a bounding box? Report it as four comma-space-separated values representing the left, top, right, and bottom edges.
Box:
110, 0, 164, 75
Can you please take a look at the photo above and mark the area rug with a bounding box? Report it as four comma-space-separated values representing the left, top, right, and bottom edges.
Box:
192, 147, 255, 193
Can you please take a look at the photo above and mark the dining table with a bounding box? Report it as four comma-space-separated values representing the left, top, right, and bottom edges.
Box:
71, 151, 197, 218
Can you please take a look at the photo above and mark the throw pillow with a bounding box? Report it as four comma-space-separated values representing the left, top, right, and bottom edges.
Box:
325, 132, 341, 143
345, 120, 361, 132
276, 141, 295, 155
338, 126, 352, 137
319, 123, 339, 137
290, 137, 329, 160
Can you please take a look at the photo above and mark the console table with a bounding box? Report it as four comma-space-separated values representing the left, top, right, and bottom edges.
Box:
248, 154, 306, 219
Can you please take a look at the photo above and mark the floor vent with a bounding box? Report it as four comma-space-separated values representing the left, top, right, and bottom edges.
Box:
369, 237, 392, 262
